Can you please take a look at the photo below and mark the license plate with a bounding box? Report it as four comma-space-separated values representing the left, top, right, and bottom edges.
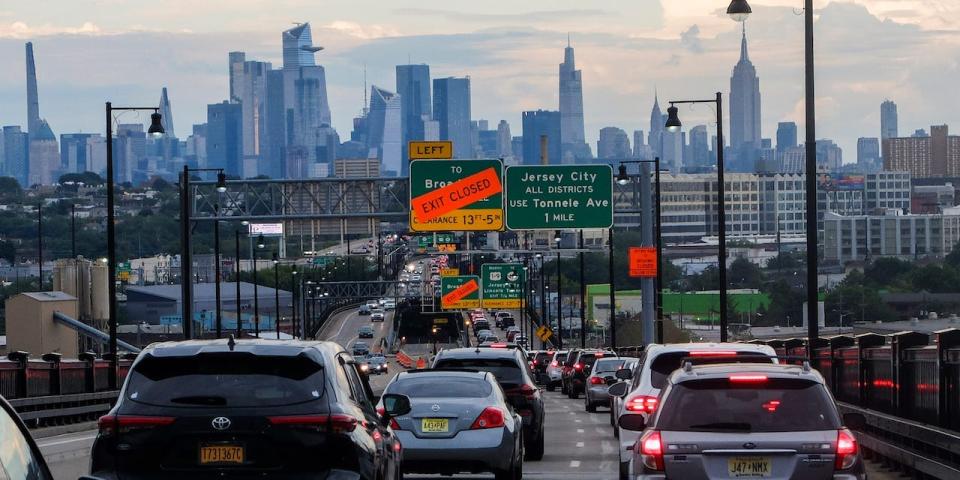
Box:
727, 456, 771, 478
421, 418, 449, 433
200, 445, 245, 465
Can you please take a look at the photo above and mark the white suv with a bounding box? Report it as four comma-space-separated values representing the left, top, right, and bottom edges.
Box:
610, 343, 777, 480
544, 350, 570, 391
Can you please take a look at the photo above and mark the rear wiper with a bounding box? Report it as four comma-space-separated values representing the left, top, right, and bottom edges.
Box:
687, 422, 752, 432
169, 395, 228, 406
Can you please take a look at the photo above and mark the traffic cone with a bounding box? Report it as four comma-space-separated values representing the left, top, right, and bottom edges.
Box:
416, 357, 426, 369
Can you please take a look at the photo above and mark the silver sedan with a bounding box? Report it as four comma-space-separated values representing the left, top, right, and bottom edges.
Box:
584, 357, 635, 412
379, 370, 524, 479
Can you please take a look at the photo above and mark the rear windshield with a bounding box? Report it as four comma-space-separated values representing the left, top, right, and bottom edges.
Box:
126, 353, 325, 408
553, 353, 568, 363
593, 358, 626, 373
387, 376, 493, 398
649, 352, 774, 389
432, 358, 523, 385
657, 378, 841, 433
535, 352, 552, 364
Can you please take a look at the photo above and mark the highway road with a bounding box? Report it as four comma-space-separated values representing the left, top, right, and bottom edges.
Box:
35, 303, 903, 480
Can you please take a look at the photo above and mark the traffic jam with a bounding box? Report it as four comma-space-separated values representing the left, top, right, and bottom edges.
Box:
16, 306, 867, 480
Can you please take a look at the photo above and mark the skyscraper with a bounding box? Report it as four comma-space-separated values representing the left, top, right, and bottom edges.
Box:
367, 86, 402, 176
559, 38, 590, 162
857, 137, 880, 170
496, 120, 512, 160
283, 23, 319, 70
158, 87, 176, 138
432, 77, 472, 159
521, 110, 561, 165
3, 126, 29, 186
279, 22, 333, 176
688, 125, 711, 169
206, 101, 243, 177
396, 64, 431, 171
729, 27, 762, 157
648, 93, 664, 159
597, 127, 630, 159
25, 42, 41, 137
776, 122, 797, 154
881, 100, 898, 140
115, 124, 145, 183
60, 133, 98, 173
229, 55, 271, 177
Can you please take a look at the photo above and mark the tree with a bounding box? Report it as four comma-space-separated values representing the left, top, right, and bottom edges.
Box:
0, 177, 23, 202
58, 172, 103, 186
864, 258, 914, 287
729, 257, 763, 289
0, 240, 15, 264
766, 251, 801, 270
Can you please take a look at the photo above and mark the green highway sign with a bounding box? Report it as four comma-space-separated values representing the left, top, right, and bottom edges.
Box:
417, 233, 457, 248
481, 263, 525, 309
440, 275, 481, 310
505, 165, 613, 230
409, 159, 504, 232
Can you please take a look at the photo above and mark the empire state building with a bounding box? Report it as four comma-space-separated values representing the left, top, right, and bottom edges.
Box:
729, 25, 762, 168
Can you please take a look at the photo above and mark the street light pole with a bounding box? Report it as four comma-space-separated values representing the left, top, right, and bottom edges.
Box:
213, 206, 222, 338
105, 102, 163, 388
235, 226, 243, 338
273, 253, 280, 340
579, 230, 586, 348
608, 229, 616, 348
70, 203, 76, 259
36, 203, 42, 291
665, 93, 728, 342
802, 0, 820, 362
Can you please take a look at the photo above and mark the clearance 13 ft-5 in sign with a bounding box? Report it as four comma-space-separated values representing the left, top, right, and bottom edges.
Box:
409, 159, 504, 232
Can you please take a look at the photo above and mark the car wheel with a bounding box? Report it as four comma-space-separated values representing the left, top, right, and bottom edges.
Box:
525, 428, 545, 461
586, 401, 596, 413
546, 382, 555, 392
568, 387, 578, 399
619, 461, 630, 480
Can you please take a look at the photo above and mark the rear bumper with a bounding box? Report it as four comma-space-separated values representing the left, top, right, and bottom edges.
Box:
397, 428, 515, 473
585, 385, 611, 405
89, 469, 366, 480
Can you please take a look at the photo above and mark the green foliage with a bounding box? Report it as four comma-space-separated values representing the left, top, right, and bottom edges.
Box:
58, 172, 104, 186
0, 240, 15, 264
729, 257, 763, 289
0, 177, 23, 202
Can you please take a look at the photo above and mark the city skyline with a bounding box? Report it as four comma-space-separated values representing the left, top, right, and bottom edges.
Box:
0, 1, 958, 163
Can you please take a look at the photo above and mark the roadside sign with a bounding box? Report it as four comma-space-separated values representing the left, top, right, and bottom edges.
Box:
409, 159, 504, 232
440, 275, 481, 310
437, 244, 457, 252
505, 165, 613, 229
629, 247, 657, 278
481, 263, 525, 309
440, 268, 459, 277
249, 223, 284, 236
409, 141, 453, 159
536, 325, 554, 342
418, 233, 457, 248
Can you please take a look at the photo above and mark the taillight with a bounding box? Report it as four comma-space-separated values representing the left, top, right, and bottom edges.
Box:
835, 428, 858, 470
506, 383, 537, 400
625, 395, 658, 413
590, 376, 605, 385
267, 414, 358, 433
97, 414, 175, 437
550, 361, 558, 367
574, 363, 583, 370
470, 407, 505, 429
729, 374, 768, 383
638, 430, 664, 471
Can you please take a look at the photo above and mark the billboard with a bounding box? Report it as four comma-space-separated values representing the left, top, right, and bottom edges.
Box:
249, 223, 284, 236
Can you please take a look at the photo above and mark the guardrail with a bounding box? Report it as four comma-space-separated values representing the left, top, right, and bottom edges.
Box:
0, 351, 134, 427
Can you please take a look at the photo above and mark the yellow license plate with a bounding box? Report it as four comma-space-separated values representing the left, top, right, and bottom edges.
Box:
421, 418, 449, 433
200, 445, 244, 465
728, 457, 771, 478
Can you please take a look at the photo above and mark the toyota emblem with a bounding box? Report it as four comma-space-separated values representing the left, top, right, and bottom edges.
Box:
212, 417, 232, 431
743, 442, 757, 449
431, 404, 441, 412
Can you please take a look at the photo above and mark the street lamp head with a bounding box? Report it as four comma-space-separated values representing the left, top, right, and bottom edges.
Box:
241, 220, 249, 227
216, 172, 228, 193
272, 253, 279, 265
665, 105, 682, 133
616, 164, 630, 185
256, 234, 265, 249
726, 0, 752, 22
147, 112, 165, 138
554, 230, 562, 243
535, 253, 542, 259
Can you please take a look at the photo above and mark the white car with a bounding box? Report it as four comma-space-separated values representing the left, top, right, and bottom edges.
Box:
384, 300, 396, 310
611, 343, 778, 480
545, 350, 570, 391
371, 310, 386, 322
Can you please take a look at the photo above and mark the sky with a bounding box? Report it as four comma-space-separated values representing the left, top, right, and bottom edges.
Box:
0, 0, 958, 161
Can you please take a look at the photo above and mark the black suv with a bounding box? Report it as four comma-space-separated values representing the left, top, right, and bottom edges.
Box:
89, 339, 411, 480
431, 346, 545, 460
563, 349, 616, 399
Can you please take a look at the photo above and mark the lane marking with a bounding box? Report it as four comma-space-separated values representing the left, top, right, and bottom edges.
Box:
37, 433, 97, 448
570, 460, 581, 468
576, 442, 584, 448
577, 428, 585, 434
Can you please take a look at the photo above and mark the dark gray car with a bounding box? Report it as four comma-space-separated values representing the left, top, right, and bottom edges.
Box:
621, 363, 867, 480
379, 370, 523, 479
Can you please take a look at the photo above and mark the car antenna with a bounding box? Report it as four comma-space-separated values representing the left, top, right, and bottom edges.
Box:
227, 334, 236, 351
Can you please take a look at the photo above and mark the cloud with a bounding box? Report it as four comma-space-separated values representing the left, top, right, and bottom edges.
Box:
680, 24, 704, 53
393, 8, 609, 23
0, 21, 103, 39
324, 21, 400, 40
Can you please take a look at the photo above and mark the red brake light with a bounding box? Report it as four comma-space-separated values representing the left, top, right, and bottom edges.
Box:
625, 395, 658, 413
470, 407, 505, 429
835, 429, 858, 470
97, 414, 175, 436
550, 361, 558, 367
762, 400, 781, 412
490, 343, 507, 348
595, 352, 604, 358
268, 414, 358, 432
689, 350, 738, 356
574, 363, 583, 370
590, 376, 606, 385
729, 374, 768, 383
639, 430, 664, 471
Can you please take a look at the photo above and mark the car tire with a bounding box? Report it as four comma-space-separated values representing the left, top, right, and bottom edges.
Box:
568, 387, 578, 399
546, 382, 555, 392
619, 461, 630, 480
560, 381, 568, 395
525, 428, 545, 461
586, 401, 596, 413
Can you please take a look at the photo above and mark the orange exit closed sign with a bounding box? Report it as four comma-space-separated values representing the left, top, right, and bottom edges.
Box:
629, 247, 657, 278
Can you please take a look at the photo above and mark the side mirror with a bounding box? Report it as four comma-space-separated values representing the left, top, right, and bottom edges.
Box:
381, 393, 412, 418
843, 412, 866, 430
615, 368, 633, 380
605, 377, 617, 386
618, 414, 646, 431
607, 382, 629, 397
